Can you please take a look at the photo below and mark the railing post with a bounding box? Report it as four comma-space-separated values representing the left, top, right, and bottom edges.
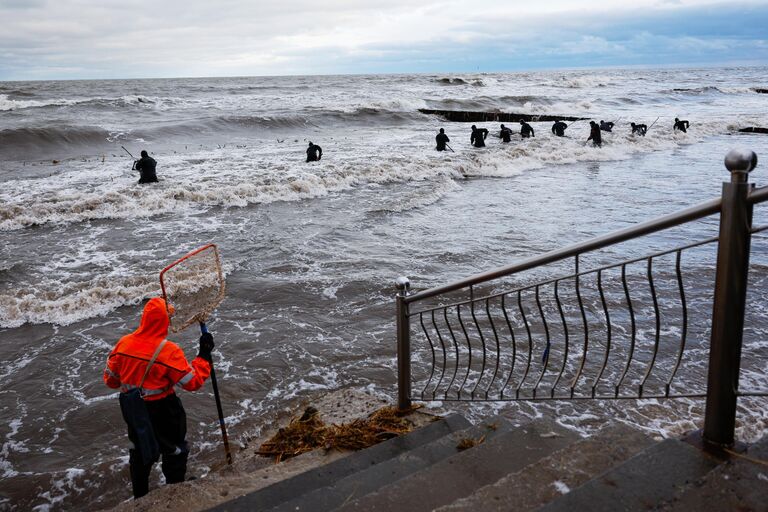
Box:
396, 276, 412, 411
703, 149, 758, 448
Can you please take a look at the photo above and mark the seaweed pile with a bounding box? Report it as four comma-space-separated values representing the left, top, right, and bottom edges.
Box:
257, 405, 423, 462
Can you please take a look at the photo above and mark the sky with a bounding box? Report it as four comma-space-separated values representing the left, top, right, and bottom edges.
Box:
0, 0, 767, 80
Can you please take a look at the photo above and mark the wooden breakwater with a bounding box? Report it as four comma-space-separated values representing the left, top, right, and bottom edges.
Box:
739, 127, 768, 134
418, 109, 587, 123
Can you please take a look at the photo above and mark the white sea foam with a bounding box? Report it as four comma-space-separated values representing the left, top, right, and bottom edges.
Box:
266, 368, 340, 400
32, 468, 86, 512
0, 94, 184, 112
1, 413, 28, 478
0, 94, 82, 111
550, 75, 617, 89
0, 275, 158, 328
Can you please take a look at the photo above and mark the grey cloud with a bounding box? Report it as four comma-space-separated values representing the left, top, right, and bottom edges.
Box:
0, 0, 766, 80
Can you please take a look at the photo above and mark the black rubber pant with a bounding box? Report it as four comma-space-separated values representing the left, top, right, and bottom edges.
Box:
127, 394, 189, 499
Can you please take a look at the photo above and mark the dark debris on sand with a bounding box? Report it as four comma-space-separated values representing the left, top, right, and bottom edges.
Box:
256, 404, 424, 462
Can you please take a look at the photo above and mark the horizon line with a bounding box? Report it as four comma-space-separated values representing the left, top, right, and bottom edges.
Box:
2, 61, 767, 84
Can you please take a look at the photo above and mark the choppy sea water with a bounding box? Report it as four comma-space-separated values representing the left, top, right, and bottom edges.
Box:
0, 67, 767, 510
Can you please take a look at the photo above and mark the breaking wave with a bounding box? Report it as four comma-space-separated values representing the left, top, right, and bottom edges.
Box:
0, 125, 115, 156
0, 93, 184, 112
0, 275, 158, 328
663, 86, 758, 95
435, 77, 485, 86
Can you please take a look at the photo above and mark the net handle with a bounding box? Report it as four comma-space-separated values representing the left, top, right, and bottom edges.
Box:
159, 243, 224, 324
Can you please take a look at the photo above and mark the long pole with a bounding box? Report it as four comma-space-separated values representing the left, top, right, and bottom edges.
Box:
200, 322, 233, 464
445, 144, 455, 153
647, 117, 660, 133
121, 146, 136, 159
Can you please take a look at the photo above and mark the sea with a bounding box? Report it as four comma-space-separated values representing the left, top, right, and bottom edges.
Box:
1, 67, 767, 511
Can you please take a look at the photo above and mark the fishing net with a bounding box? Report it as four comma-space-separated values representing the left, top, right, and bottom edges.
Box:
160, 244, 225, 333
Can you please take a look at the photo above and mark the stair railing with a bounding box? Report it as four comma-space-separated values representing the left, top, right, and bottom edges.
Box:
395, 149, 763, 449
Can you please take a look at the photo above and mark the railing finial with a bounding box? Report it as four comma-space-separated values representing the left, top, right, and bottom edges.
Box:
396, 276, 411, 296
725, 148, 757, 183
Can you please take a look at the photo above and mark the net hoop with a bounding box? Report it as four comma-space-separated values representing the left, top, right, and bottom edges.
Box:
159, 243, 226, 332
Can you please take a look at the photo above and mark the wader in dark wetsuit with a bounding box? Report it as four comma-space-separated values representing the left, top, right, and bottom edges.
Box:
600, 120, 614, 132
133, 151, 158, 184
631, 122, 647, 136
436, 128, 450, 151
499, 124, 512, 142
306, 142, 323, 162
551, 120, 567, 137
470, 125, 488, 147
587, 121, 602, 147
519, 121, 534, 138
673, 118, 690, 133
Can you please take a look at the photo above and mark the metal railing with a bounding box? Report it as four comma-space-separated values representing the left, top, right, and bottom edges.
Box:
395, 149, 764, 449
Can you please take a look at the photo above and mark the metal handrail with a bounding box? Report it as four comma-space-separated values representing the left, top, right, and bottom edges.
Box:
410, 238, 711, 403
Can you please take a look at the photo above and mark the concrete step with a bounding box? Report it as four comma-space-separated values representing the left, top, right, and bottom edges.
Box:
438, 422, 654, 512
267, 416, 515, 512
658, 433, 768, 511
208, 413, 472, 512
537, 438, 721, 512
335, 420, 578, 512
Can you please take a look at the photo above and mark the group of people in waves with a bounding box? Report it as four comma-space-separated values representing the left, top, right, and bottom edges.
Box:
436, 117, 691, 151
128, 117, 691, 183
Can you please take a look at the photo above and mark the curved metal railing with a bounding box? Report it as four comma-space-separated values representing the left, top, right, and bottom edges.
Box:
408, 234, 725, 402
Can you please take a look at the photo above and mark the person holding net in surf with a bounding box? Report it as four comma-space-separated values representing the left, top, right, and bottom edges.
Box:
631, 122, 648, 136
132, 150, 158, 184
103, 298, 214, 498
104, 244, 228, 499
674, 117, 690, 133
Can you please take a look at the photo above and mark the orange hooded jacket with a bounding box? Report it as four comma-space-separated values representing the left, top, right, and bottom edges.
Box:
104, 297, 211, 400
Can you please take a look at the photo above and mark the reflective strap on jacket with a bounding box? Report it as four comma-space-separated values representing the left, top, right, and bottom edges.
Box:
121, 383, 168, 397
178, 371, 195, 386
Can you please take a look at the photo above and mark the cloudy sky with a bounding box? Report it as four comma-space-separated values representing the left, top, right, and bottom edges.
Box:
1, 0, 766, 80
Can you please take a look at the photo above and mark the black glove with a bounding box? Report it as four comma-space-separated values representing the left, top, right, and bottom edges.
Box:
198, 332, 214, 362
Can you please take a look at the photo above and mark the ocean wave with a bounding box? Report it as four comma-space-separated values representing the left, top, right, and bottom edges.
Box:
0, 275, 157, 328
368, 175, 462, 213
4, 89, 36, 99
149, 107, 426, 137
435, 77, 485, 86
0, 93, 179, 112
0, 256, 238, 328
548, 75, 614, 89
0, 125, 113, 155
427, 95, 553, 110
663, 86, 757, 95
0, 106, 425, 160
225, 84, 313, 93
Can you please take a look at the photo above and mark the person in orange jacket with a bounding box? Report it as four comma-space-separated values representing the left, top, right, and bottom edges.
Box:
104, 297, 214, 499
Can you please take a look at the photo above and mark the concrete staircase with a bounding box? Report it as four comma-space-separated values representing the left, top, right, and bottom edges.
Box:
208, 415, 768, 512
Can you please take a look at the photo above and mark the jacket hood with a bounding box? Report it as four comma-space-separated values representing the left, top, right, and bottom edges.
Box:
132, 297, 170, 342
